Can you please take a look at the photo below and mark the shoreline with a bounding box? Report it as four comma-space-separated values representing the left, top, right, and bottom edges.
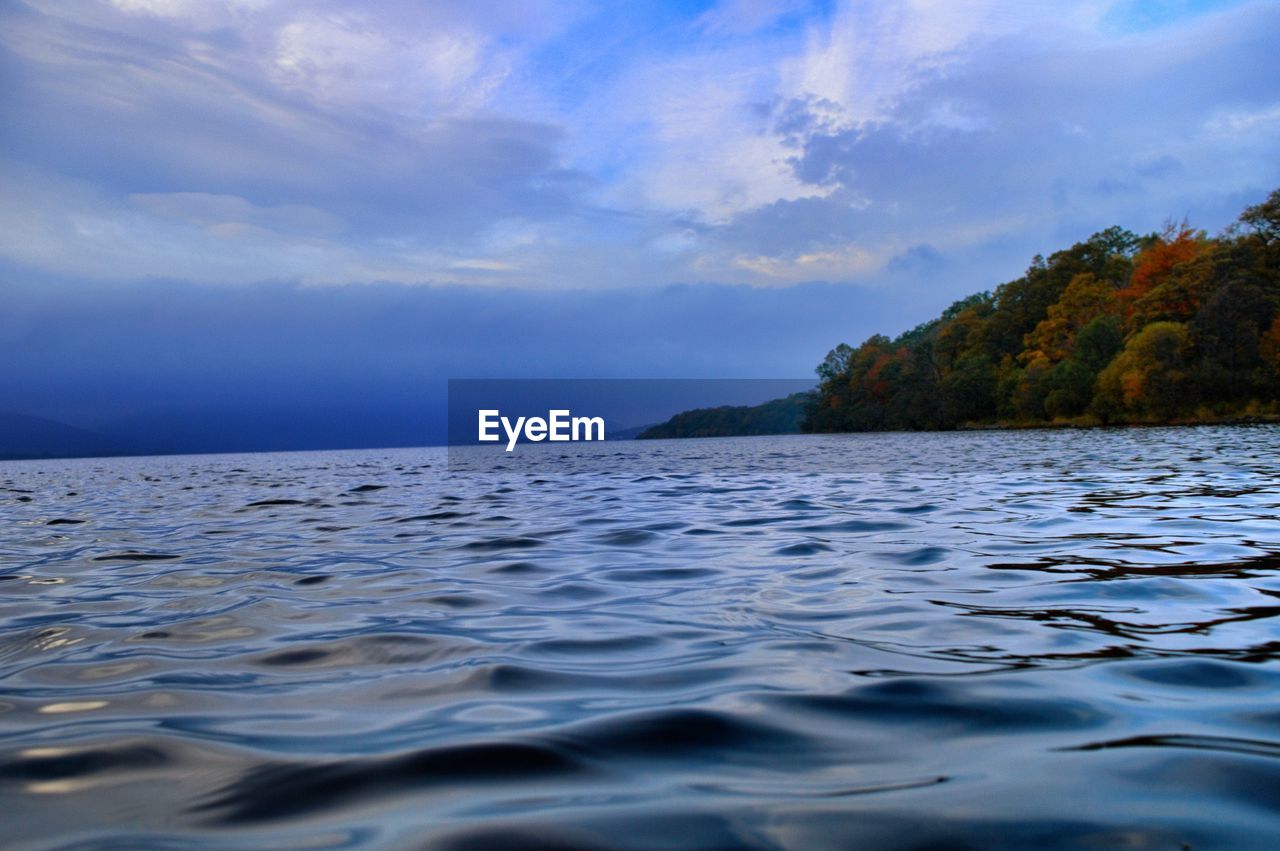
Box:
955, 413, 1280, 432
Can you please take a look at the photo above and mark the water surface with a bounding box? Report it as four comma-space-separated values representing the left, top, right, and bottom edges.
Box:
3, 427, 1280, 849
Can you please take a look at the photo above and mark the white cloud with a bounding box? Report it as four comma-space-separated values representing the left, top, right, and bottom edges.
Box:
782, 1, 1107, 128
271, 13, 503, 115
1203, 101, 1280, 136
696, 0, 807, 37
732, 245, 879, 281
111, 0, 197, 17
107, 0, 277, 28
578, 0, 1105, 232
575, 41, 817, 223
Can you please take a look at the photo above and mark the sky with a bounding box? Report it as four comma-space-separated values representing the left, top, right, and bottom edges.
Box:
2, 0, 1279, 450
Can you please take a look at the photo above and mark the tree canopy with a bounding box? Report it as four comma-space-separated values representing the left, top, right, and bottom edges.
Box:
804, 191, 1280, 432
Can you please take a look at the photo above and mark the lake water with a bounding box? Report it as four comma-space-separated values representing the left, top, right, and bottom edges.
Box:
3, 427, 1280, 849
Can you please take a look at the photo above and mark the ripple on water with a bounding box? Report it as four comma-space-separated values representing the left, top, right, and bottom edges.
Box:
2, 428, 1280, 848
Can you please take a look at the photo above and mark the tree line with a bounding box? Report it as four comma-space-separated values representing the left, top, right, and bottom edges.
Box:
637, 392, 811, 439
804, 189, 1280, 432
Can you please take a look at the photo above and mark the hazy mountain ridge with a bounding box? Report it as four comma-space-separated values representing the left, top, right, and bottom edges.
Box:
0, 412, 132, 460
636, 392, 813, 439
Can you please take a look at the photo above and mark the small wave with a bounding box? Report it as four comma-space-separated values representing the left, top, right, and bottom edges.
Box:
197, 741, 590, 824
460, 536, 545, 551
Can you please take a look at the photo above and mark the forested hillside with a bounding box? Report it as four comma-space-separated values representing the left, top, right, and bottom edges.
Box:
804, 189, 1280, 432
638, 392, 812, 439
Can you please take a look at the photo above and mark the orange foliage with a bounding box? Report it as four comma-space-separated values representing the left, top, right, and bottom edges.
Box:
1022, 273, 1116, 363
1117, 225, 1208, 314
864, 351, 896, 400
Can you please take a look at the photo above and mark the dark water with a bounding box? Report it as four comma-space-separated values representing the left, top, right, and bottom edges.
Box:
3, 427, 1280, 850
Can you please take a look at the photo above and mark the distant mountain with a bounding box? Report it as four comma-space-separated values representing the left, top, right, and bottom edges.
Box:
606, 423, 659, 440
0, 412, 129, 460
636, 392, 814, 440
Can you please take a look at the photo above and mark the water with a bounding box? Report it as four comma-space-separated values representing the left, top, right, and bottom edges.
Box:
2, 426, 1280, 850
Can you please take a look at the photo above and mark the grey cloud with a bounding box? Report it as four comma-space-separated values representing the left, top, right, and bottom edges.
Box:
1134, 154, 1184, 179
716, 191, 866, 257
886, 244, 945, 274
769, 95, 848, 148
0, 1, 592, 252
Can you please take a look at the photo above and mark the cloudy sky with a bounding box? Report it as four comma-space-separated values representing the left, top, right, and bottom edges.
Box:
2, 0, 1279, 447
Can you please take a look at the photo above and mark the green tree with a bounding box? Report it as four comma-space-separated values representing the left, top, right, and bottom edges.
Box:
1240, 188, 1280, 244
1093, 322, 1192, 421
1191, 278, 1272, 402
941, 353, 998, 424
1043, 315, 1123, 418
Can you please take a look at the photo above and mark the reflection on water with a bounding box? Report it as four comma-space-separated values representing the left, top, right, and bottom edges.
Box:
2, 426, 1279, 849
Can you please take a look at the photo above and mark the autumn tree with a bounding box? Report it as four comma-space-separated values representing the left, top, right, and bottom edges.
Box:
1117, 223, 1211, 329
802, 190, 1279, 433
1023, 273, 1117, 364
1093, 322, 1192, 421
1043, 315, 1123, 419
